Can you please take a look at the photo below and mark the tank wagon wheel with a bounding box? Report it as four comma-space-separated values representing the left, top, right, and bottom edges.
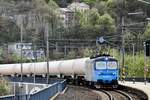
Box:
75, 79, 79, 86
111, 80, 118, 88
82, 81, 87, 86
112, 85, 118, 88
85, 81, 90, 87
64, 76, 72, 84
89, 82, 95, 87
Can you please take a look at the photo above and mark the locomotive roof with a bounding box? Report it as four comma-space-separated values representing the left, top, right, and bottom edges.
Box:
93, 56, 117, 61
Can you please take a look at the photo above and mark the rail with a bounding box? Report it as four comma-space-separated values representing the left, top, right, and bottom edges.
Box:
114, 90, 133, 100
100, 89, 113, 100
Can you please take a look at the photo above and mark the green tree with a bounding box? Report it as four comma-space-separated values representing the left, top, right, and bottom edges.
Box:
98, 13, 116, 34
94, 1, 108, 15
0, 16, 20, 43
83, 48, 95, 57
144, 23, 150, 39
66, 50, 76, 59
48, 0, 59, 9
0, 78, 10, 96
81, 0, 97, 7
89, 8, 101, 26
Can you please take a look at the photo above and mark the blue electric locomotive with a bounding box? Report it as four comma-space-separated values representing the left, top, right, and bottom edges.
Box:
85, 55, 119, 87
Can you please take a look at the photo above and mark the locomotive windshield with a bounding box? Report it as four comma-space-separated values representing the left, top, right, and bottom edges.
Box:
95, 61, 106, 69
95, 60, 118, 70
107, 61, 118, 69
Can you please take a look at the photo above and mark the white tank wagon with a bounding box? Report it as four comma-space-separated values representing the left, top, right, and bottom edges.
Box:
0, 58, 90, 76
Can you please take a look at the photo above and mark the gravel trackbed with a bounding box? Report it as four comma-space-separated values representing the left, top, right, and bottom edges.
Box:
55, 86, 101, 100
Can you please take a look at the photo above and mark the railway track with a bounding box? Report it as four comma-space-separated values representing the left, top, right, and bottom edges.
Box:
114, 90, 133, 100
94, 88, 133, 100
98, 89, 113, 100
64, 84, 147, 100
97, 86, 147, 100
118, 85, 148, 100
109, 90, 133, 100
55, 85, 138, 100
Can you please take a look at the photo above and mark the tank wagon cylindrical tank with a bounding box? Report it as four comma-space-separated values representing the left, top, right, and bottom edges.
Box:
0, 58, 89, 76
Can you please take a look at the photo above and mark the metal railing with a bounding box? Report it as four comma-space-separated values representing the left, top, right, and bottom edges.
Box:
29, 83, 58, 100
0, 79, 66, 100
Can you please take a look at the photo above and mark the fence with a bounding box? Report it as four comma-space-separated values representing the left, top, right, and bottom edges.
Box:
29, 80, 66, 100
7, 77, 65, 84
0, 80, 66, 100
125, 77, 150, 82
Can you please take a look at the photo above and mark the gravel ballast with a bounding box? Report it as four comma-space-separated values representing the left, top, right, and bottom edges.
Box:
55, 86, 101, 100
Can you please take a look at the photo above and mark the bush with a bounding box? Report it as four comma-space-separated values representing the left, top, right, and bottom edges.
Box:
0, 48, 32, 64
65, 50, 76, 59
83, 48, 95, 57
107, 48, 149, 77
0, 78, 10, 96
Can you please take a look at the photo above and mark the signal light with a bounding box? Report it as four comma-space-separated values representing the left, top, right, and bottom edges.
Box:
145, 40, 150, 56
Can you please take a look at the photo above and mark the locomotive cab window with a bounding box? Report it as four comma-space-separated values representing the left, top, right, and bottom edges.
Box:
95, 61, 106, 69
107, 61, 118, 69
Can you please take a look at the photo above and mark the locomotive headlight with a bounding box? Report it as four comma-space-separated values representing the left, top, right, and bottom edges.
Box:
112, 73, 116, 75
105, 57, 108, 60
99, 72, 103, 75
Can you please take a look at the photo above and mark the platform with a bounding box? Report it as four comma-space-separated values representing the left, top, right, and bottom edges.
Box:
119, 81, 150, 100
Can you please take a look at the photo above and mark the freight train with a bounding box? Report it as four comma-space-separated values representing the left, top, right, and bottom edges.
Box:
0, 55, 119, 87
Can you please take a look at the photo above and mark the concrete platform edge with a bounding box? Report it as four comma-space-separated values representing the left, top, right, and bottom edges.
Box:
119, 81, 150, 100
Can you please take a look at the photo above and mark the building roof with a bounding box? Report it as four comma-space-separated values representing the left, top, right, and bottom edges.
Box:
68, 2, 90, 11
59, 8, 71, 12
59, 8, 74, 13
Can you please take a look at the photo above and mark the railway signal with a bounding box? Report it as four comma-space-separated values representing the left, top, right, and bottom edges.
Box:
97, 37, 105, 44
143, 40, 150, 85
145, 40, 150, 56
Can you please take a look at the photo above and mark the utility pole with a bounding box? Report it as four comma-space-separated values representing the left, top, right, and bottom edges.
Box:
113, 48, 115, 57
143, 42, 147, 85
64, 45, 67, 56
96, 39, 99, 54
132, 43, 135, 81
46, 23, 49, 84
121, 16, 125, 82
20, 21, 23, 82
132, 43, 135, 58
33, 45, 36, 84
55, 42, 58, 53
